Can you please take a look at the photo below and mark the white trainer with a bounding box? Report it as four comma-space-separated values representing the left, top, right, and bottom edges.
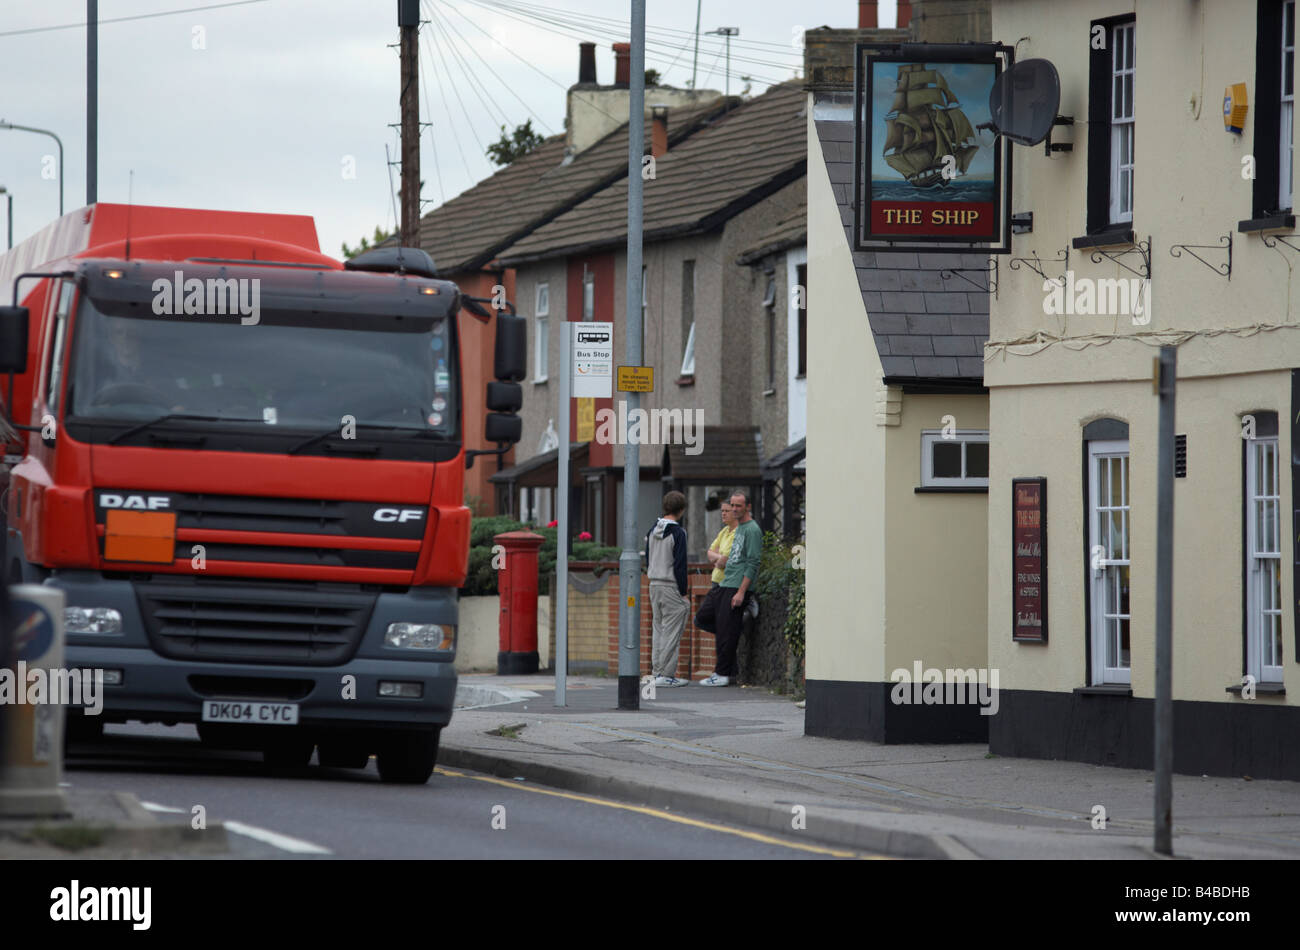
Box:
699, 673, 731, 686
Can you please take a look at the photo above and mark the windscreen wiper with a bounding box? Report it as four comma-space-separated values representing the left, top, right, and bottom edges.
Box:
107, 413, 260, 445
287, 424, 435, 455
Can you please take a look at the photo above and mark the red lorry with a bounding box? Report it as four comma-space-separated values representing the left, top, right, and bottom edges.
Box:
0, 204, 523, 783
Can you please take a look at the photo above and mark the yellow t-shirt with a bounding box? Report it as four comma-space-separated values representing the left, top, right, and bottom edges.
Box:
710, 524, 736, 584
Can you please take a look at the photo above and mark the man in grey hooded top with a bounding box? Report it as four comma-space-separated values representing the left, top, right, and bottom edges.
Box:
645, 490, 690, 687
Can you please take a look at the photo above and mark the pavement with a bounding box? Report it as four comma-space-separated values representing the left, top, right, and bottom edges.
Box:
441, 673, 1300, 860
9, 672, 1299, 860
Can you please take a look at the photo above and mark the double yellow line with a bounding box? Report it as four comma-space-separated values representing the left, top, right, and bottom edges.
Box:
434, 767, 888, 859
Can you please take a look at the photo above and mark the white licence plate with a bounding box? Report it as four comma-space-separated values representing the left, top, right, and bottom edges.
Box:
201, 700, 299, 725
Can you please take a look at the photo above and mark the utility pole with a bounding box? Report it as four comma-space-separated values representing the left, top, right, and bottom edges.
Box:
707, 27, 738, 97
1153, 345, 1177, 856
87, 0, 97, 205
618, 0, 646, 710
398, 0, 420, 248
1, 188, 11, 249
690, 0, 701, 90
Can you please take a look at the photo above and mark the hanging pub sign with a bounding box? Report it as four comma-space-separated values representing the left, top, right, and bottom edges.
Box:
854, 43, 1013, 254
1012, 477, 1047, 643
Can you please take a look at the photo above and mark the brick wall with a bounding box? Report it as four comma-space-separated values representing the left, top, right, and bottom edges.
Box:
546, 561, 718, 678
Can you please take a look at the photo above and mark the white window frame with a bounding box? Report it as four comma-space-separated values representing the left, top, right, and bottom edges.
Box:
920, 429, 989, 487
1089, 440, 1131, 685
1109, 21, 1135, 225
680, 322, 695, 377
1246, 435, 1284, 684
533, 281, 549, 384
1281, 1, 1295, 211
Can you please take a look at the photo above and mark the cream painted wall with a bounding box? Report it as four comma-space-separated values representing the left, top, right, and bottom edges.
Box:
987, 0, 1300, 707
806, 100, 889, 684
883, 393, 990, 675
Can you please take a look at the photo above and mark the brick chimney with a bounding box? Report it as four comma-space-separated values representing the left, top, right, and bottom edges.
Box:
578, 41, 597, 84
613, 42, 631, 87
897, 0, 913, 27
650, 106, 669, 157
859, 0, 878, 27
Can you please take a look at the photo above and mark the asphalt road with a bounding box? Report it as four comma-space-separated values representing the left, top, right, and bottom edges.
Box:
64, 724, 871, 860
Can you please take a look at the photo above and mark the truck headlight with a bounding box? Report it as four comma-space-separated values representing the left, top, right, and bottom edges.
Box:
385, 623, 454, 650
65, 607, 123, 634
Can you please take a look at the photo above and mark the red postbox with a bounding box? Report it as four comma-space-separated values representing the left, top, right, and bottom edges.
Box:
495, 531, 544, 674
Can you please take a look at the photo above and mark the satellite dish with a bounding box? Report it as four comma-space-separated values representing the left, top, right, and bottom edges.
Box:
986, 58, 1070, 149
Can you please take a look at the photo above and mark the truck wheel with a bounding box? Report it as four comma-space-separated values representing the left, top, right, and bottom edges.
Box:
262, 733, 315, 770
376, 728, 440, 784
318, 738, 371, 769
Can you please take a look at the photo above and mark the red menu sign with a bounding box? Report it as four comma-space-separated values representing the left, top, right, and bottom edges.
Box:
1012, 477, 1047, 642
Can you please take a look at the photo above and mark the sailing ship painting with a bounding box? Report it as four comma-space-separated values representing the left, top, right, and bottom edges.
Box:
869, 60, 997, 204
883, 64, 978, 188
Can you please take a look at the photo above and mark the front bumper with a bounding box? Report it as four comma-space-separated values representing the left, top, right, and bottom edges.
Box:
48, 570, 458, 730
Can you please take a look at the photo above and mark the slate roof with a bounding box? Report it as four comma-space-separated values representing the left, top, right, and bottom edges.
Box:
661, 426, 763, 483
488, 442, 589, 486
736, 203, 807, 265
815, 119, 990, 383
499, 82, 807, 264
415, 96, 736, 276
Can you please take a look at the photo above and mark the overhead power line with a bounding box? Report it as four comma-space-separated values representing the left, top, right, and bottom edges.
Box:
0, 0, 269, 38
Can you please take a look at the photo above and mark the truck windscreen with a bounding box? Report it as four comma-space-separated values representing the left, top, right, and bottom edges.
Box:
66, 296, 459, 453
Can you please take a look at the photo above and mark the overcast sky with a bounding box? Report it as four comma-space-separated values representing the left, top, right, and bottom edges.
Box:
0, 0, 896, 259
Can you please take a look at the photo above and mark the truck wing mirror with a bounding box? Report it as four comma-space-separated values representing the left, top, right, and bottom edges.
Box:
484, 412, 522, 445
0, 306, 30, 375
486, 381, 522, 413
494, 314, 526, 382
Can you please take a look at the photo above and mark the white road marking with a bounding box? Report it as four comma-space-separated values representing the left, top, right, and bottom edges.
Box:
141, 801, 331, 854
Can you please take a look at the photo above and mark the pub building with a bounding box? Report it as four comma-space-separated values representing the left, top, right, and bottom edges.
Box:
808, 0, 1300, 781
982, 0, 1300, 780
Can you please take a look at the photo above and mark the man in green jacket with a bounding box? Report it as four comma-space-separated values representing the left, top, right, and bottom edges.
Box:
700, 490, 761, 686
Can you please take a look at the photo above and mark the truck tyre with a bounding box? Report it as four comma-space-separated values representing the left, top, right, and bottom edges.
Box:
376, 727, 440, 784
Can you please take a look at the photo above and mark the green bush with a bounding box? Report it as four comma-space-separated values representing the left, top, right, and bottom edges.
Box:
460, 517, 621, 597
755, 532, 805, 660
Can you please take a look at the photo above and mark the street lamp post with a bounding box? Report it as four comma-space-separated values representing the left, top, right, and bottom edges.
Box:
0, 121, 64, 217
0, 188, 11, 249
707, 28, 740, 97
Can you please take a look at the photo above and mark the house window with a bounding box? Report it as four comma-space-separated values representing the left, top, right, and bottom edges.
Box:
681, 260, 695, 377
763, 273, 777, 391
582, 269, 594, 320
1088, 440, 1131, 685
920, 430, 989, 487
1246, 426, 1283, 684
534, 282, 549, 383
796, 262, 807, 378
1086, 16, 1136, 233
1282, 1, 1295, 210
1109, 21, 1135, 224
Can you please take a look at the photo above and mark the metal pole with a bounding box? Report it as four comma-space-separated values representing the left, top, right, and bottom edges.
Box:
618, 0, 646, 710
5, 195, 10, 250
398, 0, 420, 248
1153, 345, 1176, 856
0, 124, 64, 217
87, 0, 97, 205
725, 33, 731, 97
555, 322, 570, 707
691, 0, 701, 91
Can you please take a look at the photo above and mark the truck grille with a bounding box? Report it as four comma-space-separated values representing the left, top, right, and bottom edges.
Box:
136, 579, 376, 666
